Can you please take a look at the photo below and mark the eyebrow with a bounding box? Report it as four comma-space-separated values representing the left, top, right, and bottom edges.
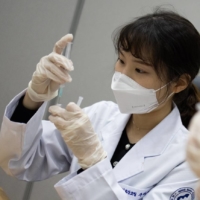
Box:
119, 51, 152, 67
133, 59, 152, 67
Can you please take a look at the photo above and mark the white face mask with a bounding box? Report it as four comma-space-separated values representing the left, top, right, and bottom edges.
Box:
111, 71, 174, 114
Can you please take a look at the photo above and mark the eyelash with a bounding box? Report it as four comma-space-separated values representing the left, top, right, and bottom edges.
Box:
135, 68, 146, 74
118, 58, 124, 65
117, 58, 146, 74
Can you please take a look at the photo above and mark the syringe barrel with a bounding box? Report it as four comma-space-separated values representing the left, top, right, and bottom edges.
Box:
56, 42, 73, 105
65, 42, 73, 59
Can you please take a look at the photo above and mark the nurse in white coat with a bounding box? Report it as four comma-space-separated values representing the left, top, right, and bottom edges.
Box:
1, 10, 200, 200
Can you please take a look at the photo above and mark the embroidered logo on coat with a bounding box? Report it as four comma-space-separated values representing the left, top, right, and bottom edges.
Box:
170, 187, 195, 200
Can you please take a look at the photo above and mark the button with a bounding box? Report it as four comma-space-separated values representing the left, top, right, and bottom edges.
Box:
125, 144, 131, 150
113, 161, 118, 167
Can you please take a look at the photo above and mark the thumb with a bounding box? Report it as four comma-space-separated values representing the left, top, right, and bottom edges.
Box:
66, 102, 81, 112
53, 34, 73, 54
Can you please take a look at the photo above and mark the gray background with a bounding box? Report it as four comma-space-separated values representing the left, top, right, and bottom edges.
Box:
0, 0, 200, 200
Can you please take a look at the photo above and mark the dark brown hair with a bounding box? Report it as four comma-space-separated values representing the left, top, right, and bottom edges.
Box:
113, 9, 200, 128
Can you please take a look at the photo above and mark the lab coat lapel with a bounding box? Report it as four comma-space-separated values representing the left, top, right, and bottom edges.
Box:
113, 105, 182, 182
113, 142, 144, 182
100, 112, 130, 160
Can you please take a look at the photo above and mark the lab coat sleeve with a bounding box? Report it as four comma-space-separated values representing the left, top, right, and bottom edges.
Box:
143, 162, 198, 200
54, 157, 128, 200
0, 90, 73, 181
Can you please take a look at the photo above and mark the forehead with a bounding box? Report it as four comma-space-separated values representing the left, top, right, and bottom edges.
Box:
119, 47, 153, 66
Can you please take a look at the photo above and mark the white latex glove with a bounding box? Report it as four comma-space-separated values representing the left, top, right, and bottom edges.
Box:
186, 110, 200, 199
186, 111, 200, 178
48, 103, 107, 169
196, 182, 200, 200
27, 34, 74, 102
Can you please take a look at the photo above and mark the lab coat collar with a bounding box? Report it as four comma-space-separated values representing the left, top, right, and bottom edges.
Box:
100, 110, 130, 160
101, 104, 183, 182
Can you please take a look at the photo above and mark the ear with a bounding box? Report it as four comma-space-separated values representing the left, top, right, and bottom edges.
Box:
173, 74, 191, 94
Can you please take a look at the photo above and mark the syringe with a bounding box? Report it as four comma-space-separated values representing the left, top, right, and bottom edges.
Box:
57, 42, 73, 104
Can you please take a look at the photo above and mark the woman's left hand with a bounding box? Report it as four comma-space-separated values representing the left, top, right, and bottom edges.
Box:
49, 103, 107, 169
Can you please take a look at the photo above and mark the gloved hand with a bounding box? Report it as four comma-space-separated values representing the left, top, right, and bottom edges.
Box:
27, 34, 74, 102
48, 103, 107, 169
196, 182, 200, 200
186, 110, 200, 177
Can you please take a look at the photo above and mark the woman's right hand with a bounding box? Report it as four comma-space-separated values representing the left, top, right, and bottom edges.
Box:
25, 34, 74, 108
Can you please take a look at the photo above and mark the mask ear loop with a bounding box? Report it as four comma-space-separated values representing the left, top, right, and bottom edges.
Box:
159, 92, 175, 105
146, 91, 175, 113
155, 81, 174, 105
154, 81, 171, 92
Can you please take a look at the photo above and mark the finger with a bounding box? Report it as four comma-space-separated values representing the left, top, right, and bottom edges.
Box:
53, 34, 73, 54
45, 67, 72, 84
48, 53, 74, 71
49, 105, 66, 117
38, 56, 72, 83
49, 115, 68, 130
44, 60, 72, 83
49, 105, 73, 123
66, 102, 81, 112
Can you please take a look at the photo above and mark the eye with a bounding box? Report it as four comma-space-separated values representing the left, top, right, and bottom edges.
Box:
118, 58, 125, 65
135, 68, 146, 74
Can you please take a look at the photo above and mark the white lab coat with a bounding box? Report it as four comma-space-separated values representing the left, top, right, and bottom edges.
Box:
0, 90, 198, 200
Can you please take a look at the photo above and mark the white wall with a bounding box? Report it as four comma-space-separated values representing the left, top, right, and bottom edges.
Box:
0, 1, 77, 200
1, 0, 200, 200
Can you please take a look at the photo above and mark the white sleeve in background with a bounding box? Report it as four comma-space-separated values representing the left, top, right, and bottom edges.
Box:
0, 89, 72, 181
54, 158, 128, 200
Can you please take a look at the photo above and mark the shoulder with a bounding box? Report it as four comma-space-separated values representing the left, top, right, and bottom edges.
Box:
168, 104, 190, 145
164, 122, 189, 163
173, 125, 189, 143
159, 121, 198, 183
170, 119, 189, 150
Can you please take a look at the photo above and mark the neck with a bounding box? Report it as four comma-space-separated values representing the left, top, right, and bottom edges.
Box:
126, 100, 173, 143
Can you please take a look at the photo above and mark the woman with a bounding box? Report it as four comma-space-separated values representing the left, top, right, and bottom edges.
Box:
0, 10, 200, 200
